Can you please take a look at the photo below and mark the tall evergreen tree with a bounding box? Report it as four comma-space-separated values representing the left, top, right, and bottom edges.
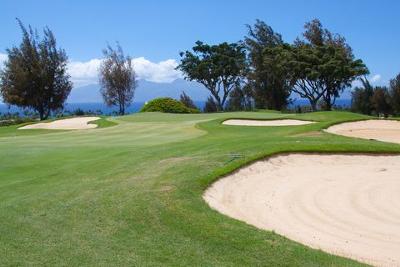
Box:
389, 73, 400, 115
244, 20, 291, 110
226, 84, 253, 111
351, 78, 374, 115
179, 91, 197, 109
99, 44, 137, 115
372, 86, 391, 117
0, 19, 72, 120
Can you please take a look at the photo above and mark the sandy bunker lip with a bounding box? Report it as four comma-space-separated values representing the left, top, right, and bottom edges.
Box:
222, 119, 314, 126
326, 119, 400, 144
19, 117, 100, 130
204, 153, 400, 266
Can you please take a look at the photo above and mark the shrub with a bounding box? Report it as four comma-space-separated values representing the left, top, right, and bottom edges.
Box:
141, 97, 199, 114
0, 116, 35, 127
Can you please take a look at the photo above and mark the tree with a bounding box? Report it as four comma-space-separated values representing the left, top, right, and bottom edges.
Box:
203, 96, 218, 113
226, 84, 253, 111
99, 44, 137, 115
244, 20, 291, 110
0, 19, 72, 120
372, 86, 391, 117
290, 19, 368, 111
179, 91, 197, 109
389, 73, 400, 115
177, 41, 247, 111
351, 78, 374, 115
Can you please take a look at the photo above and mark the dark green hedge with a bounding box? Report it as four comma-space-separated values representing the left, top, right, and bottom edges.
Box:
140, 97, 199, 113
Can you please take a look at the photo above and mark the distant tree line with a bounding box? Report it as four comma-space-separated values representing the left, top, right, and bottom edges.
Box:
351, 74, 400, 117
178, 19, 369, 112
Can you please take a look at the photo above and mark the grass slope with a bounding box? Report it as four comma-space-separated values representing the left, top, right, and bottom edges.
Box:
1, 111, 399, 266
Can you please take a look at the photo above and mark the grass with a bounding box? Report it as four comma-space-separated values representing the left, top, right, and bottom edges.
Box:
1, 111, 399, 266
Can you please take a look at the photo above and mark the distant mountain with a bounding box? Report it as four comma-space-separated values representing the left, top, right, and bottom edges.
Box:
67, 79, 209, 103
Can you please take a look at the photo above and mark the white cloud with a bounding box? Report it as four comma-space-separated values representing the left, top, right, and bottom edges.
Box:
131, 57, 182, 83
352, 74, 383, 88
67, 58, 103, 87
371, 74, 381, 83
67, 57, 182, 87
0, 53, 182, 87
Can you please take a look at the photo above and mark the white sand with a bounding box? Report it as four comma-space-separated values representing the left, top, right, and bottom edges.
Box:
204, 154, 400, 266
326, 119, 400, 144
222, 119, 314, 126
19, 117, 100, 130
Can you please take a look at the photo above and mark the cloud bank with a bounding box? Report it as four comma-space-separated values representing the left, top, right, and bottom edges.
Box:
68, 57, 182, 87
371, 74, 381, 83
0, 53, 182, 87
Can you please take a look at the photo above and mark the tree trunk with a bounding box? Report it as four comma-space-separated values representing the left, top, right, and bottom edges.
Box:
212, 93, 223, 111
38, 106, 47, 120
324, 91, 332, 111
310, 99, 318, 112
216, 102, 223, 112
119, 102, 125, 115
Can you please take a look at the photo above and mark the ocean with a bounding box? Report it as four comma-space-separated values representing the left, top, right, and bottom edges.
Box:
0, 99, 351, 116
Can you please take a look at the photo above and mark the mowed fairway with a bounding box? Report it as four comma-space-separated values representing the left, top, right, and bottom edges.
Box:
1, 111, 400, 266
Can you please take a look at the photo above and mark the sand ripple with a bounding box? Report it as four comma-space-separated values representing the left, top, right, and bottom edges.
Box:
204, 154, 400, 266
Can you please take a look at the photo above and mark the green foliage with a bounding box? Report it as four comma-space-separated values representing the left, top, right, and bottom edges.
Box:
389, 73, 400, 115
203, 96, 219, 112
179, 91, 198, 109
0, 19, 72, 120
141, 97, 199, 113
351, 78, 374, 115
178, 41, 247, 110
99, 44, 137, 115
244, 20, 291, 110
351, 77, 396, 117
371, 87, 391, 116
288, 19, 368, 111
0, 117, 34, 127
226, 85, 253, 111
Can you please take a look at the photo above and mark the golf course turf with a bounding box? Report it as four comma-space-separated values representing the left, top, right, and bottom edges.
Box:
1, 111, 399, 266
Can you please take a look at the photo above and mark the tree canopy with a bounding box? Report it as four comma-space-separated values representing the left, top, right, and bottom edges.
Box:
288, 19, 369, 111
177, 41, 247, 111
244, 20, 291, 110
0, 19, 72, 120
99, 44, 137, 115
389, 74, 400, 115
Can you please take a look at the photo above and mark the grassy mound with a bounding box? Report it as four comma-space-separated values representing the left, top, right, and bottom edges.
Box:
141, 97, 199, 113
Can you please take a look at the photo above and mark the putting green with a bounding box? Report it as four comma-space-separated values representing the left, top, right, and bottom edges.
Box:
1, 111, 399, 266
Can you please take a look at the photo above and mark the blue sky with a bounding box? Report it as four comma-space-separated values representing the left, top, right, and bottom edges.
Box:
1, 0, 400, 88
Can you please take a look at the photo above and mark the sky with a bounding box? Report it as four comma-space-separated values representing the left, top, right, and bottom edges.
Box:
0, 0, 399, 88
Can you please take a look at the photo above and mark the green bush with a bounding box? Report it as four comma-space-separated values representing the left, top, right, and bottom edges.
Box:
141, 97, 200, 113
0, 117, 35, 127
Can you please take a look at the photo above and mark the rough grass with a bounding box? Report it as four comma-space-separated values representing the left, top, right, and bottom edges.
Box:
0, 111, 398, 266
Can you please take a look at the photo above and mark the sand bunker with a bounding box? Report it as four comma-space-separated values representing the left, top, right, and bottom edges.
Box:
222, 119, 314, 126
204, 154, 400, 266
326, 119, 400, 144
19, 117, 100, 130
